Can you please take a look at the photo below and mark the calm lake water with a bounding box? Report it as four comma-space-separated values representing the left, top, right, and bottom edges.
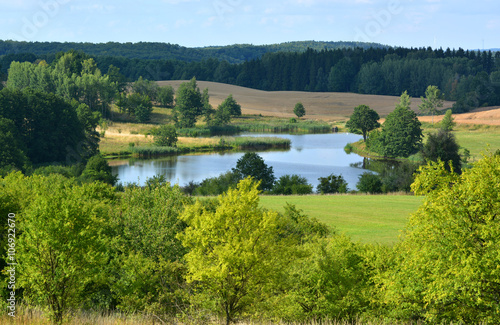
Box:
111, 133, 368, 190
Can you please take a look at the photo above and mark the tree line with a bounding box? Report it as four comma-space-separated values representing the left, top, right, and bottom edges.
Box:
3, 45, 498, 113
0, 40, 386, 64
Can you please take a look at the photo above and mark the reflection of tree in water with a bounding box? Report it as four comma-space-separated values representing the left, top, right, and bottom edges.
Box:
350, 158, 421, 192
151, 156, 179, 181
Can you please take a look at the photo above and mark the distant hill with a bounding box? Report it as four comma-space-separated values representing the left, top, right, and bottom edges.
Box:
0, 40, 388, 64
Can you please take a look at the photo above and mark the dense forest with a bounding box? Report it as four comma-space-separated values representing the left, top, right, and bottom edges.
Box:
1, 41, 499, 113
0, 40, 386, 63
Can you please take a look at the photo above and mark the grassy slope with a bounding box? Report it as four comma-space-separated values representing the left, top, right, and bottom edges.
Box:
260, 194, 423, 245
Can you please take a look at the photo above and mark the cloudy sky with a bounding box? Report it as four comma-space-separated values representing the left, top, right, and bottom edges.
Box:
0, 0, 498, 50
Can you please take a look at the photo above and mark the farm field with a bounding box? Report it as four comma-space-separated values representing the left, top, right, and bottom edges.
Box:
158, 80, 455, 120
259, 194, 423, 245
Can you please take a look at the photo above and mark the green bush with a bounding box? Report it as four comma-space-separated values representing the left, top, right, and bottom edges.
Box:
356, 172, 383, 194
271, 174, 313, 195
316, 174, 348, 194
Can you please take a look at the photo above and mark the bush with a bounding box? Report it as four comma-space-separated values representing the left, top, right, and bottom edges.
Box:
153, 125, 178, 147
316, 174, 348, 194
193, 171, 241, 196
356, 172, 383, 193
271, 174, 313, 195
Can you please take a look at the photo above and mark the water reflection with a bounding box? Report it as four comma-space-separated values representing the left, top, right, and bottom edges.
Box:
112, 133, 371, 190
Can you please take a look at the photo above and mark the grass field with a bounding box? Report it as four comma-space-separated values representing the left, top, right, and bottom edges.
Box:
260, 194, 423, 245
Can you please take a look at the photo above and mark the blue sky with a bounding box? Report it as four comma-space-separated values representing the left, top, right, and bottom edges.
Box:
0, 0, 498, 50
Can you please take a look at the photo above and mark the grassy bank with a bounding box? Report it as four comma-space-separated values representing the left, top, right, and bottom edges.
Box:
129, 136, 291, 158
346, 123, 500, 162
260, 194, 423, 245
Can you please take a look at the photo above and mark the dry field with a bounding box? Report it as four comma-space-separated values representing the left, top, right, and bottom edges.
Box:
158, 80, 455, 121
419, 106, 500, 126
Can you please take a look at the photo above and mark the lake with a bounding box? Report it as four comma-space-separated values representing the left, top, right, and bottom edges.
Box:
111, 133, 368, 190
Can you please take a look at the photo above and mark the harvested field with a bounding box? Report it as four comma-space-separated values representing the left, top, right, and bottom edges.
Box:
158, 80, 455, 120
419, 106, 500, 126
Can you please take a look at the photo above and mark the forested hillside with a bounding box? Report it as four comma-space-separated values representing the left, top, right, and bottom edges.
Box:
1, 42, 500, 113
0, 40, 386, 63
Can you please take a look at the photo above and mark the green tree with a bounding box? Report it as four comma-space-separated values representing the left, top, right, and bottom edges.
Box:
173, 78, 203, 128
17, 175, 115, 324
345, 104, 380, 141
178, 178, 293, 325
110, 183, 191, 317
383, 157, 500, 323
375, 91, 423, 158
81, 154, 117, 185
419, 85, 444, 123
440, 109, 456, 131
271, 174, 313, 195
157, 85, 174, 108
316, 174, 348, 194
153, 124, 178, 147
125, 93, 153, 123
232, 153, 275, 191
293, 102, 306, 118
421, 129, 462, 173
0, 117, 28, 172
220, 94, 242, 117
201, 87, 215, 123
356, 172, 383, 193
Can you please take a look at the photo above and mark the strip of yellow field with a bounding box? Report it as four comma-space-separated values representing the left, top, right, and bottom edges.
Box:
419, 106, 500, 126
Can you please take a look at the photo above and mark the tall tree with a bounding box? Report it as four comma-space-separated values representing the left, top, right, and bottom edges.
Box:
375, 91, 423, 158
17, 175, 115, 324
419, 85, 444, 123
173, 77, 203, 128
178, 178, 293, 325
345, 104, 380, 141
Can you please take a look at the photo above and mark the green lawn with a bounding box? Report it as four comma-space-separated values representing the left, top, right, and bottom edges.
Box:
260, 194, 423, 245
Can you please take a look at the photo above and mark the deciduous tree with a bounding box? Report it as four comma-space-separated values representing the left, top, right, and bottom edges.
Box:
178, 178, 292, 325
345, 104, 380, 141
232, 153, 275, 191
294, 102, 306, 118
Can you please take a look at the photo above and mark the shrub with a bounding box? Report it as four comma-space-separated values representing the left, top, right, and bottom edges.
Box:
356, 172, 383, 193
316, 174, 348, 194
271, 174, 313, 195
153, 125, 178, 147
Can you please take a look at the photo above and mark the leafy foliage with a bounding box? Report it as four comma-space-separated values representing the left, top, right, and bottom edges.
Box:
345, 104, 380, 141
271, 174, 313, 195
110, 182, 191, 316
232, 152, 275, 191
440, 109, 456, 131
421, 129, 462, 173
418, 85, 444, 120
173, 77, 203, 128
371, 91, 423, 158
81, 154, 118, 185
178, 178, 294, 325
316, 174, 348, 194
382, 157, 500, 323
293, 102, 306, 118
356, 172, 383, 193
153, 124, 178, 147
16, 175, 116, 324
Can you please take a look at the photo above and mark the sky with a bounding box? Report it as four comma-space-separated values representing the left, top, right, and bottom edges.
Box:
0, 0, 499, 50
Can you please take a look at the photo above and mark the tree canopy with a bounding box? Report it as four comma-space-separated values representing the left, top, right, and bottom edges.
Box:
232, 153, 275, 191
372, 91, 423, 158
382, 156, 500, 323
345, 104, 380, 141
